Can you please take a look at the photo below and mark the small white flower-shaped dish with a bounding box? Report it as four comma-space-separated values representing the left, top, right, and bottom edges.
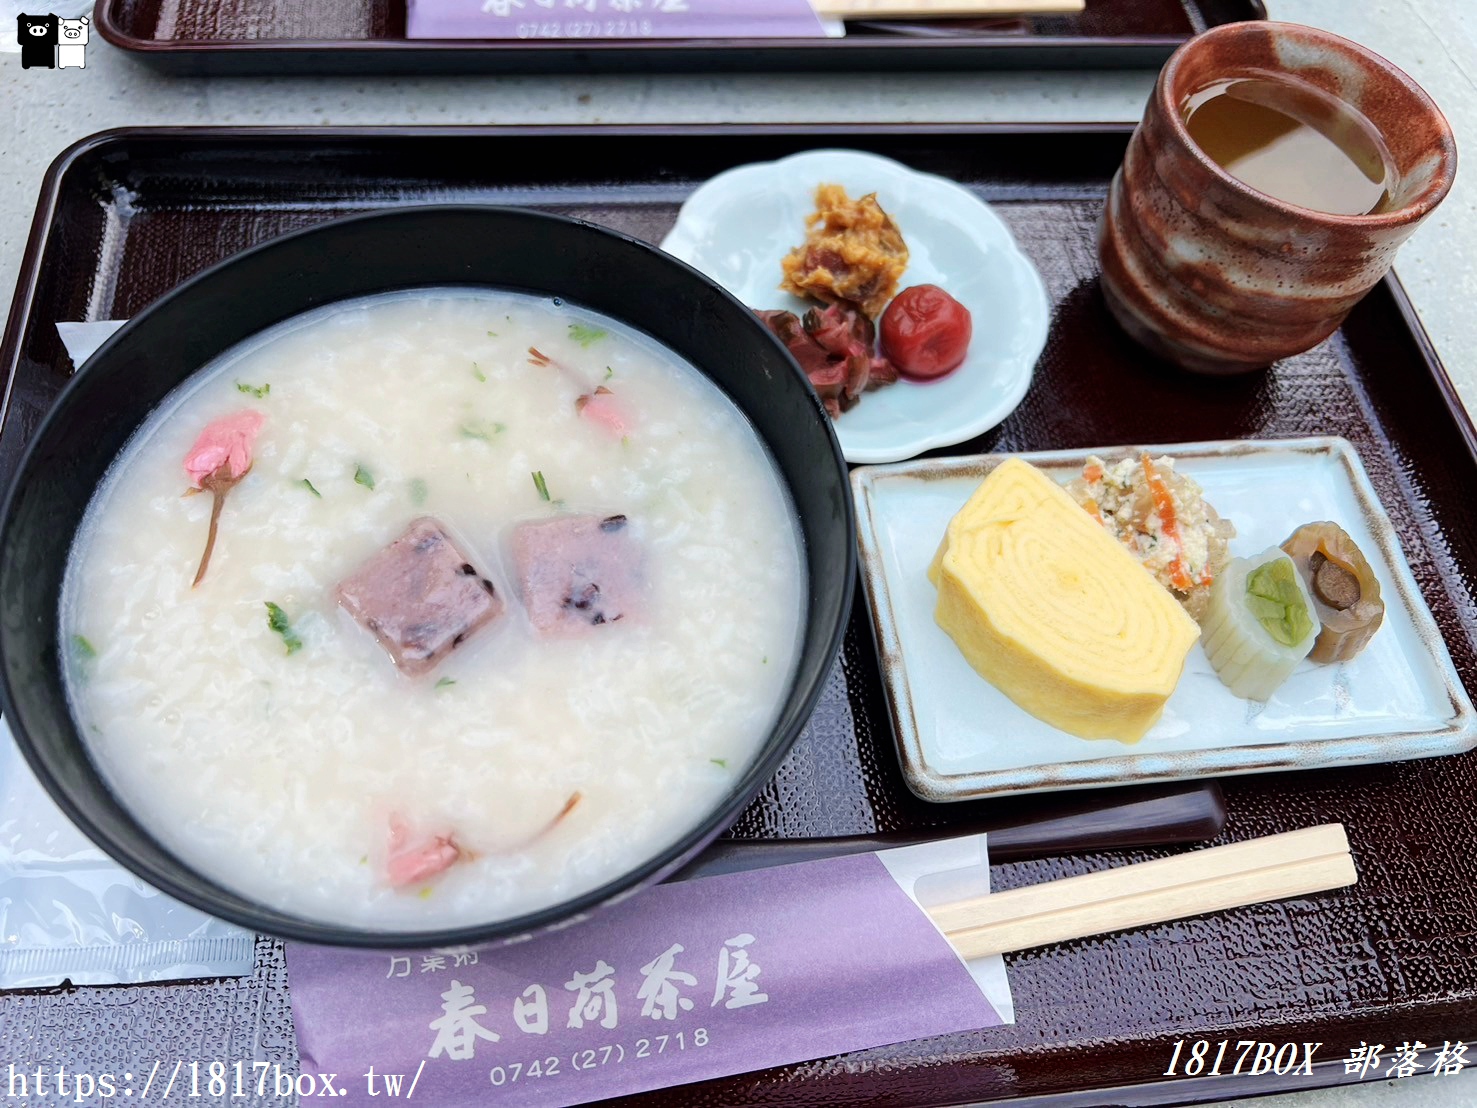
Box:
661, 149, 1050, 464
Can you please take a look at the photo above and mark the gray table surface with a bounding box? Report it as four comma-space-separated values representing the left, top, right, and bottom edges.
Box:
2, 0, 1475, 1104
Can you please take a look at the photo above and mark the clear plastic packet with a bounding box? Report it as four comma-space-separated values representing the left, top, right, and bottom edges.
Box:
1, 702, 256, 989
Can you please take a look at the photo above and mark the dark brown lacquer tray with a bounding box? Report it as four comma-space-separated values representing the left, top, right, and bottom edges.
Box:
94, 0, 1265, 76
5, 125, 1477, 1106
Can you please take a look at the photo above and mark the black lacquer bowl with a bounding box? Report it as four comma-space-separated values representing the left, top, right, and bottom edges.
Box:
0, 206, 854, 948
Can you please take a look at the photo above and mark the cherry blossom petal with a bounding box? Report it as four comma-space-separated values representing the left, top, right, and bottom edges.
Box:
184, 410, 264, 488
386, 813, 462, 888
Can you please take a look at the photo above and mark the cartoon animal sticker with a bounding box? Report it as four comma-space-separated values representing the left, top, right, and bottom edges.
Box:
18, 13, 59, 69
58, 15, 89, 69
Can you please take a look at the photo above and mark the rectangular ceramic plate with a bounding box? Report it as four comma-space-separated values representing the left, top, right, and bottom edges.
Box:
854, 436, 1477, 801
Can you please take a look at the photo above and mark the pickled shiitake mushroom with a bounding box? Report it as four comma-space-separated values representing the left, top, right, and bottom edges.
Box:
1280, 522, 1384, 663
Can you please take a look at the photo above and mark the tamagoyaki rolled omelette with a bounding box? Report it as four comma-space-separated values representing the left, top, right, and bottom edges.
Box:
928, 458, 1201, 743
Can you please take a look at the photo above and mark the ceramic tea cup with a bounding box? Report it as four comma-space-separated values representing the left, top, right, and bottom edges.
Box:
1100, 21, 1456, 375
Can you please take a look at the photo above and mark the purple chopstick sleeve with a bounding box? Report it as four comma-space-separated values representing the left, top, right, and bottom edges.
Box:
287, 847, 1008, 1106
405, 0, 829, 40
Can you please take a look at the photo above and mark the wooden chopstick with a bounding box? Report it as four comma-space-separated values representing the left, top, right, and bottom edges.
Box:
814, 0, 1086, 18
931, 824, 1357, 960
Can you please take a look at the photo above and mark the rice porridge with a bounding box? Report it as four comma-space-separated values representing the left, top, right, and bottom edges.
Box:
61, 289, 804, 929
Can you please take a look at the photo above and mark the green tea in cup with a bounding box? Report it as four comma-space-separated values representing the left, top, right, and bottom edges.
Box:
1182, 77, 1394, 216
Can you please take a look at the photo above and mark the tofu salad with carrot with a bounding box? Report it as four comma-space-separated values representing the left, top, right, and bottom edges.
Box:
1066, 453, 1236, 621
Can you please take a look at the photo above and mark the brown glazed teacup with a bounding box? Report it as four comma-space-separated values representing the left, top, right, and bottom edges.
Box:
1100, 21, 1457, 374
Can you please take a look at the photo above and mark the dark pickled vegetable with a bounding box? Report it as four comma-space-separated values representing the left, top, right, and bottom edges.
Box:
755, 303, 897, 418
1280, 522, 1384, 663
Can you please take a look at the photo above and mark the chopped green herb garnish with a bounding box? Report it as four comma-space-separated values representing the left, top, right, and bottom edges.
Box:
762, 656, 768, 665
418, 887, 434, 900
354, 464, 376, 490
472, 363, 486, 383
1245, 558, 1314, 647
486, 329, 498, 337
72, 634, 97, 660
460, 421, 505, 442
264, 602, 303, 655
435, 677, 456, 690
621, 435, 630, 448
604, 366, 614, 381
236, 381, 270, 399
569, 323, 607, 347
409, 478, 428, 505
711, 758, 728, 769
300, 478, 321, 498
532, 470, 551, 502
359, 855, 368, 866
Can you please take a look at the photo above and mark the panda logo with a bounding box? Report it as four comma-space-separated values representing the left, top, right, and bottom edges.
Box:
18, 13, 59, 70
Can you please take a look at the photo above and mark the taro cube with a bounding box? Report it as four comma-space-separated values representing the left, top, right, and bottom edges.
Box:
511, 513, 642, 636
337, 517, 502, 676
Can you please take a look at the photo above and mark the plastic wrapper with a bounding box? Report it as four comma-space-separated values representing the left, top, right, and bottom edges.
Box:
1, 718, 255, 988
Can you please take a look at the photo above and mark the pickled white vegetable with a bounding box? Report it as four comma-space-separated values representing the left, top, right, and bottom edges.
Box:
1201, 548, 1319, 700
